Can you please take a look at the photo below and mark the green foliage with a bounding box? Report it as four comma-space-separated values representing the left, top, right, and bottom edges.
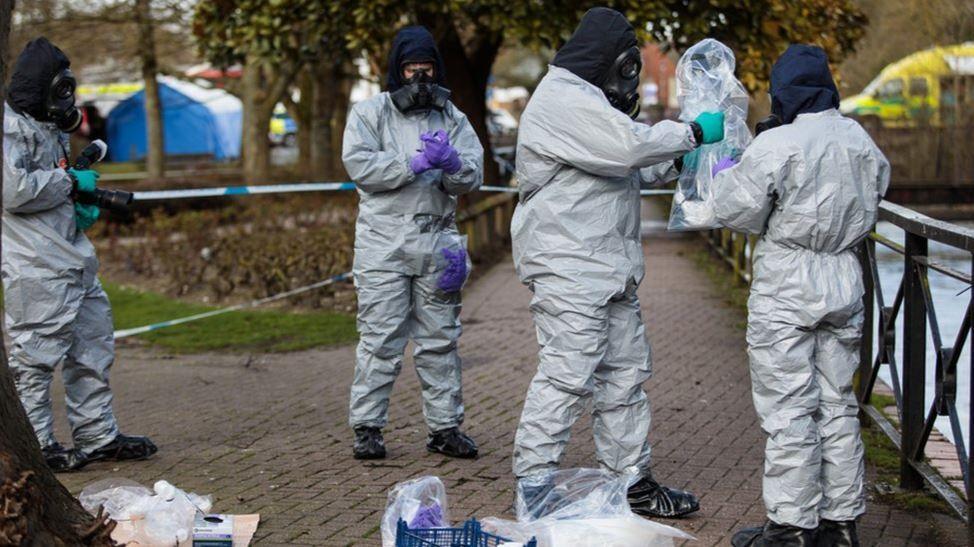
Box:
105, 282, 357, 353
341, 0, 866, 91
635, 0, 868, 91
194, 1, 867, 92
193, 0, 356, 67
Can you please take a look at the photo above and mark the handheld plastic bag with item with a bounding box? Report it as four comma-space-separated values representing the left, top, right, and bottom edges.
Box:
482, 468, 694, 547
668, 38, 751, 231
381, 476, 451, 547
79, 478, 213, 545
433, 232, 471, 296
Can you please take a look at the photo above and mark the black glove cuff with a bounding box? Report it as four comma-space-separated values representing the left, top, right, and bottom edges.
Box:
67, 170, 78, 193
674, 156, 684, 173
688, 121, 703, 147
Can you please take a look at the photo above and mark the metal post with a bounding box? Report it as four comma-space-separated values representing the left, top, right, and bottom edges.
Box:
858, 239, 875, 402
902, 232, 928, 490
968, 255, 973, 543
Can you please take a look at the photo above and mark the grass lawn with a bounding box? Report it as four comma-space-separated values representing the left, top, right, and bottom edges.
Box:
105, 283, 357, 354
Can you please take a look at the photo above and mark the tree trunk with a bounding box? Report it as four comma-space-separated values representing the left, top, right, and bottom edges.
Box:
241, 55, 296, 184
417, 12, 503, 185
0, 2, 117, 544
309, 58, 353, 180
283, 72, 312, 178
134, 0, 164, 179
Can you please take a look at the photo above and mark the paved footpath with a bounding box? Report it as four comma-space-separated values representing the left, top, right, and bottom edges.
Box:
54, 232, 967, 546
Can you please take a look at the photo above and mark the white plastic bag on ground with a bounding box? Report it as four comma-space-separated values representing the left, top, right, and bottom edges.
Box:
381, 476, 451, 547
80, 478, 212, 545
668, 38, 751, 231
482, 468, 694, 547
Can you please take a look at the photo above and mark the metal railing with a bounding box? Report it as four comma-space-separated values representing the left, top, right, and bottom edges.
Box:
857, 201, 973, 533
458, 191, 516, 255
703, 201, 974, 535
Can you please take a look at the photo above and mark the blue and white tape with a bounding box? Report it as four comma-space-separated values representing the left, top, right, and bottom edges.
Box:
133, 182, 672, 201
133, 182, 357, 201
113, 272, 352, 339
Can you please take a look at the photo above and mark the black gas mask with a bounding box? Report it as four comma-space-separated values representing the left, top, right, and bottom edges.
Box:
602, 46, 641, 119
390, 68, 451, 114
46, 69, 83, 133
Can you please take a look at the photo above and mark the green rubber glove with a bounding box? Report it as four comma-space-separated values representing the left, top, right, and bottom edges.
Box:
68, 168, 99, 193
693, 111, 725, 145
74, 202, 100, 231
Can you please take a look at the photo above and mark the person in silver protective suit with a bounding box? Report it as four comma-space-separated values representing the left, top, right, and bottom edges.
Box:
343, 26, 483, 460
710, 45, 890, 547
3, 37, 157, 472
510, 7, 726, 518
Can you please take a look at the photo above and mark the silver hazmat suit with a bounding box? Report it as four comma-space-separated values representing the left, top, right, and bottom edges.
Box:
343, 93, 483, 432
712, 108, 890, 528
2, 104, 119, 452
511, 65, 696, 479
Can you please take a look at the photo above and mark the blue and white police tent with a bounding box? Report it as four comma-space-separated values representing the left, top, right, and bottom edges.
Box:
106, 76, 242, 162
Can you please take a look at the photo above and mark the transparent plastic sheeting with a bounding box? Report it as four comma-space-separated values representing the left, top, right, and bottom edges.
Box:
668, 38, 752, 231
79, 478, 212, 545
482, 468, 693, 547
381, 476, 451, 547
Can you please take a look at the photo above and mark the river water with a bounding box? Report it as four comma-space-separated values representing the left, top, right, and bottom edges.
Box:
873, 221, 971, 447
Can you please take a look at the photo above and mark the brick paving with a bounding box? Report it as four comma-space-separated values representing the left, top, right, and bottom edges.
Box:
52, 231, 967, 546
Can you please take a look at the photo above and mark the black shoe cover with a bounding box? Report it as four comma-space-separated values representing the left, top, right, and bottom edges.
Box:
86, 434, 158, 463
732, 521, 815, 547
353, 426, 386, 459
42, 442, 88, 472
816, 519, 859, 547
426, 427, 478, 458
516, 480, 560, 520
627, 474, 700, 518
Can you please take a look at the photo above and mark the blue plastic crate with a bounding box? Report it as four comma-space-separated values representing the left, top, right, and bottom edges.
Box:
395, 518, 537, 547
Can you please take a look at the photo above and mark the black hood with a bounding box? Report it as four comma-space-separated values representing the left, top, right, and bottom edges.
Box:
386, 26, 446, 92
770, 44, 839, 124
8, 37, 71, 121
552, 7, 637, 87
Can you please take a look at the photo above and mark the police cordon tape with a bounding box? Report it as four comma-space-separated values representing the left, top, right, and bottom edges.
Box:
116, 182, 675, 338
132, 182, 675, 201
112, 272, 352, 339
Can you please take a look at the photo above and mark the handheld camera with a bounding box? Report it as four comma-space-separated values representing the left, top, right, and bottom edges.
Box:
73, 139, 133, 213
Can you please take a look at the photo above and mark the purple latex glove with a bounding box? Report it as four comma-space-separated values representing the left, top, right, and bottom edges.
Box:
437, 247, 468, 293
408, 502, 446, 529
421, 130, 463, 174
411, 151, 434, 174
711, 156, 739, 177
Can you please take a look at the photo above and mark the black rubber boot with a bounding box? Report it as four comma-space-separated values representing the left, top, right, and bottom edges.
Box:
426, 427, 478, 458
815, 519, 859, 547
732, 521, 816, 547
627, 473, 700, 518
516, 479, 560, 520
85, 434, 158, 463
352, 426, 386, 460
42, 442, 88, 472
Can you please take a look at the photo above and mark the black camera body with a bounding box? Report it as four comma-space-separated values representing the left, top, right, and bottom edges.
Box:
755, 114, 783, 136
75, 187, 133, 211
72, 139, 133, 213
